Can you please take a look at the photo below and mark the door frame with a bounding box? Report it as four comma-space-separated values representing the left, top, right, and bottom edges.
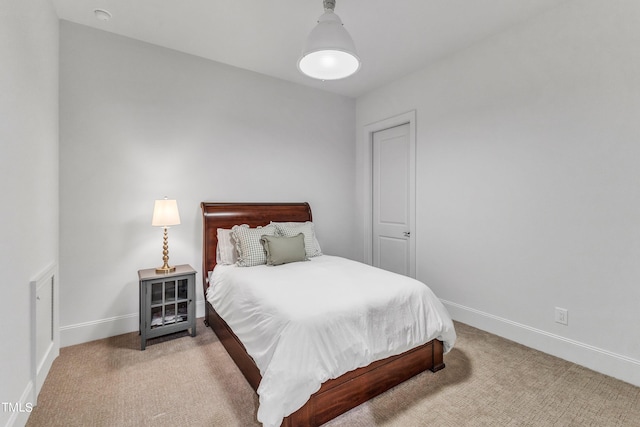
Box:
362, 110, 416, 277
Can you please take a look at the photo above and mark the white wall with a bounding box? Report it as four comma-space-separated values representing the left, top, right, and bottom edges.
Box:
59, 22, 356, 346
356, 0, 640, 386
0, 1, 59, 426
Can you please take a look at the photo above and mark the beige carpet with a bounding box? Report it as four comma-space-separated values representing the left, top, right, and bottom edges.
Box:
26, 320, 640, 427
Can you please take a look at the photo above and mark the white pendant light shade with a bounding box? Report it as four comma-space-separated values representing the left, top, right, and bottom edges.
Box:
298, 5, 360, 80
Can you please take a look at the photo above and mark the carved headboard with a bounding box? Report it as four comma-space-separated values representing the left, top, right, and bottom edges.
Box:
200, 202, 313, 294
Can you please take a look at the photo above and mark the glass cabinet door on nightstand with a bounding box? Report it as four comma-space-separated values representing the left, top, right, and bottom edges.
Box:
148, 279, 186, 328
148, 278, 190, 328
138, 265, 196, 350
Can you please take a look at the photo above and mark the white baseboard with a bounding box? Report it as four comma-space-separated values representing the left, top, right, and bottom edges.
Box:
442, 299, 640, 388
196, 299, 205, 318
60, 313, 139, 347
60, 299, 207, 347
3, 380, 34, 427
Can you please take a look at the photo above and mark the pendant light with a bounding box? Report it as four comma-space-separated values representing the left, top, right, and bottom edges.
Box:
298, 0, 361, 80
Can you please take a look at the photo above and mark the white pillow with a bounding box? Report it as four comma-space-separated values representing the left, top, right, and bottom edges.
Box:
232, 224, 277, 267
271, 221, 322, 257
216, 228, 237, 265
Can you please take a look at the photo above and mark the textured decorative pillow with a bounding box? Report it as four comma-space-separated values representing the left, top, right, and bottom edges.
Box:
271, 221, 322, 257
232, 224, 277, 267
260, 233, 308, 266
216, 228, 237, 265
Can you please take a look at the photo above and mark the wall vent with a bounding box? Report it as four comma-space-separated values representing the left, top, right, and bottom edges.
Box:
31, 264, 59, 404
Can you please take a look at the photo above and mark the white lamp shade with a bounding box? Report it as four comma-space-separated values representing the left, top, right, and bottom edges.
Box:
298, 10, 360, 80
151, 199, 181, 227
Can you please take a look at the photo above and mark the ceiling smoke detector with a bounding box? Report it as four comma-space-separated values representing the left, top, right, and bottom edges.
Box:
94, 9, 112, 22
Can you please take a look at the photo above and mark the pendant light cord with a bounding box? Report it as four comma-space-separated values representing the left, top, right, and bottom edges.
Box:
323, 0, 336, 11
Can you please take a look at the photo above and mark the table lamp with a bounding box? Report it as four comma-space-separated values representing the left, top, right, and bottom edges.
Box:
152, 197, 181, 273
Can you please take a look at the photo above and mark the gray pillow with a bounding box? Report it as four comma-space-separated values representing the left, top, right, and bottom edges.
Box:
271, 221, 322, 257
260, 233, 308, 266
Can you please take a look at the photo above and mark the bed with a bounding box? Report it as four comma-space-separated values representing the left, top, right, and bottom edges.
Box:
201, 202, 455, 427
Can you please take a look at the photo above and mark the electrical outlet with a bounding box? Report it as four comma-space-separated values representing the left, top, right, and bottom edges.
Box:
555, 307, 568, 325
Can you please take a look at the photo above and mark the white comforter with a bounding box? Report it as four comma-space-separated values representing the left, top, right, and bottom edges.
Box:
207, 255, 456, 427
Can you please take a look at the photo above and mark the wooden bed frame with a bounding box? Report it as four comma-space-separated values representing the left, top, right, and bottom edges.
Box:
201, 202, 445, 427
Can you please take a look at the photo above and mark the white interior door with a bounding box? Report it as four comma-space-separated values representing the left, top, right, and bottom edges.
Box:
372, 122, 414, 276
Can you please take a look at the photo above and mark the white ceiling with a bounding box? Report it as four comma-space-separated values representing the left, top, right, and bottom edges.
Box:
52, 0, 566, 98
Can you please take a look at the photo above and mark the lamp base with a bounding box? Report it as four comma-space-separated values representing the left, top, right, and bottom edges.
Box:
155, 265, 176, 274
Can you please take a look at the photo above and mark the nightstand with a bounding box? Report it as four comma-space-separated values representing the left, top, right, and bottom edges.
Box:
138, 264, 196, 350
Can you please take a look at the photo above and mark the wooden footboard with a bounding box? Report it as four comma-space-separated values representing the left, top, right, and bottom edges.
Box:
206, 301, 445, 427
